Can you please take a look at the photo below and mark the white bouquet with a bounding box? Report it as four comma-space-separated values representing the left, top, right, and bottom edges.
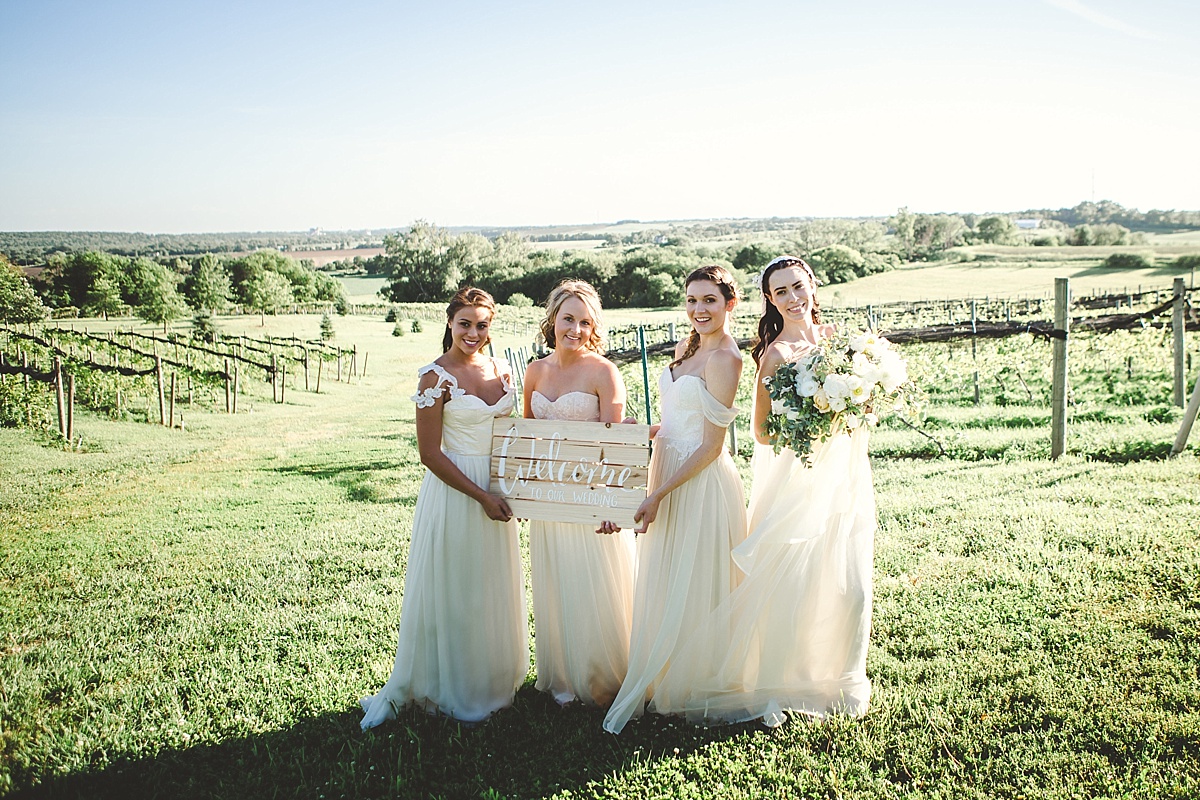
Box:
763, 329, 921, 462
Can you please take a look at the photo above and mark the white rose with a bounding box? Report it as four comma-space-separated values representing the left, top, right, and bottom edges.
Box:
828, 395, 847, 413
785, 408, 800, 421
823, 374, 849, 399
813, 388, 831, 413
865, 412, 879, 427
846, 413, 861, 430
771, 398, 788, 416
798, 378, 820, 397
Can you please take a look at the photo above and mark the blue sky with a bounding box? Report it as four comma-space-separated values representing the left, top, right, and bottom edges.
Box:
1, 0, 1197, 232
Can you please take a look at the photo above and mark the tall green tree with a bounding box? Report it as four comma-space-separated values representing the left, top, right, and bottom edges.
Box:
85, 275, 125, 319
889, 207, 918, 261
186, 253, 232, 312
0, 257, 48, 324
380, 221, 461, 303
974, 216, 1019, 245
135, 261, 189, 332
246, 270, 295, 325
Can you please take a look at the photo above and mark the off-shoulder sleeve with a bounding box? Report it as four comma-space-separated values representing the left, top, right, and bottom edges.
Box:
411, 363, 465, 407
697, 386, 739, 429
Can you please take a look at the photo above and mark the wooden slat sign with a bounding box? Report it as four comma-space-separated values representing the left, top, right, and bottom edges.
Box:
490, 418, 651, 528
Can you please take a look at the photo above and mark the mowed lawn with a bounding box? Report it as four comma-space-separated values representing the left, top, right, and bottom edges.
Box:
1, 311, 1199, 799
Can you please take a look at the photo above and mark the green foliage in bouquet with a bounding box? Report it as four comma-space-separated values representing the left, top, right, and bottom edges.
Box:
763, 329, 923, 462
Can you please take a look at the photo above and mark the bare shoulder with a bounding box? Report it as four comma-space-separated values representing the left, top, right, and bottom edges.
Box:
673, 338, 690, 359
587, 351, 622, 381
707, 345, 743, 379
759, 341, 789, 372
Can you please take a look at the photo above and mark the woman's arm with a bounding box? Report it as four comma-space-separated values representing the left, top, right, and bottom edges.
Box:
415, 371, 512, 522
595, 357, 626, 424
753, 346, 784, 444
633, 348, 742, 533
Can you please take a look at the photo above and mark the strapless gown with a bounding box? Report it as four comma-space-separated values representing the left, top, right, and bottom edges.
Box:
360, 361, 529, 727
602, 367, 747, 734
529, 390, 636, 707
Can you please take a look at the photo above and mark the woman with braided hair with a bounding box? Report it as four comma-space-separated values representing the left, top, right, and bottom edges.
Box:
603, 265, 748, 734
653, 256, 876, 727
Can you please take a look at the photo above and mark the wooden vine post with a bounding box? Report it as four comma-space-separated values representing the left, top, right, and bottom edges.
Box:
54, 356, 65, 439
156, 356, 166, 426
224, 358, 232, 414
1050, 278, 1070, 460
66, 373, 75, 443
1173, 277, 1186, 408
169, 372, 177, 428
1171, 370, 1200, 457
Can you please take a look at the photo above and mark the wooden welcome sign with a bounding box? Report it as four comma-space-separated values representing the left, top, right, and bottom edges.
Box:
490, 418, 651, 528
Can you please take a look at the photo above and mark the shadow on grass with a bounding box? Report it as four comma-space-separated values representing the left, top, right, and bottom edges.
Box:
16, 687, 758, 800
1083, 438, 1177, 463
272, 459, 418, 505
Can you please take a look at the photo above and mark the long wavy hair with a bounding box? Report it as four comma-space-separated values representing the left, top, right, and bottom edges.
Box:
669, 265, 740, 370
752, 256, 821, 366
537, 279, 606, 354
442, 286, 496, 353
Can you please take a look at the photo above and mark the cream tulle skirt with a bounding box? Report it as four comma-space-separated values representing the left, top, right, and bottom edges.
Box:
651, 430, 876, 725
360, 453, 529, 727
602, 441, 747, 733
531, 521, 636, 707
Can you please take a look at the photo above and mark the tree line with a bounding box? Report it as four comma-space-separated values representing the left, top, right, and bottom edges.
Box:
0, 250, 346, 330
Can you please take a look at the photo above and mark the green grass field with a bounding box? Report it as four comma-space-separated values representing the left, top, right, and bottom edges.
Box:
2, 304, 1199, 798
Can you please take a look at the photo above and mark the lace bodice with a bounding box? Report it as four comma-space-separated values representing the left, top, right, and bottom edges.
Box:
655, 367, 738, 456
412, 360, 515, 456
530, 390, 601, 423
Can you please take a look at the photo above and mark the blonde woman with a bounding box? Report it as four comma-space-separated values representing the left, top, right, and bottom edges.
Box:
523, 280, 636, 708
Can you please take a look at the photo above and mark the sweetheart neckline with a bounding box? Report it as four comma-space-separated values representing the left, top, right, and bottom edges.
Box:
531, 389, 598, 404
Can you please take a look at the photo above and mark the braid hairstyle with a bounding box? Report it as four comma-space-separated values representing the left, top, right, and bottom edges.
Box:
537, 279, 607, 354
669, 265, 740, 370
442, 286, 497, 353
751, 256, 821, 366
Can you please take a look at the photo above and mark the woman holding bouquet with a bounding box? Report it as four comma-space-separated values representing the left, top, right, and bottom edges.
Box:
523, 280, 636, 708
653, 255, 878, 726
603, 265, 747, 734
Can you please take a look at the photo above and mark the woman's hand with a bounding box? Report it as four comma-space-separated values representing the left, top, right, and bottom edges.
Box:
480, 494, 514, 523
633, 493, 661, 534
595, 520, 622, 535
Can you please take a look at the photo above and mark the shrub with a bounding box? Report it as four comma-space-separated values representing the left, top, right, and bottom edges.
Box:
191, 310, 217, 343
411, 319, 422, 333
1102, 253, 1152, 270
320, 313, 335, 341
507, 292, 533, 308
385, 307, 398, 322
392, 322, 406, 337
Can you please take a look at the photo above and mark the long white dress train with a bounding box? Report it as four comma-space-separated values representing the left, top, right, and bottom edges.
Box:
602, 368, 747, 734
651, 420, 876, 726
529, 391, 636, 707
360, 361, 529, 728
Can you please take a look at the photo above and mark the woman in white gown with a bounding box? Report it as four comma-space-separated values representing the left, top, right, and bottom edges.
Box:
603, 265, 747, 734
523, 280, 636, 708
361, 287, 529, 728
653, 256, 875, 726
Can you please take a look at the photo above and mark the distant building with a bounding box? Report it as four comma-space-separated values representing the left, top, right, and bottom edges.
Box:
1015, 219, 1041, 230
